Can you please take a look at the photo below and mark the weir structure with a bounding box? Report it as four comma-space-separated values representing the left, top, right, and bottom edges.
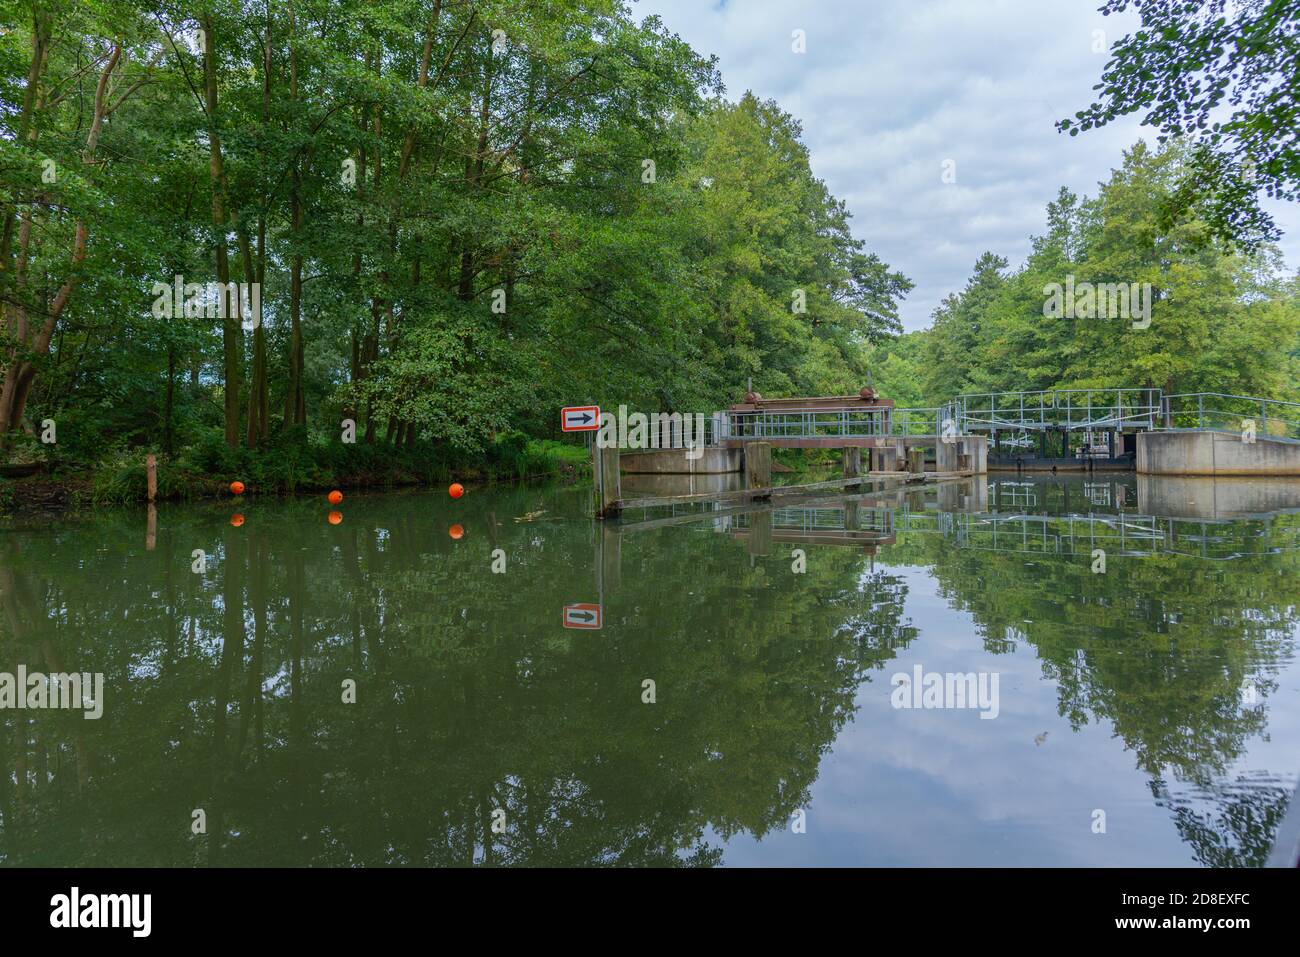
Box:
611, 387, 1300, 490
599, 388, 985, 519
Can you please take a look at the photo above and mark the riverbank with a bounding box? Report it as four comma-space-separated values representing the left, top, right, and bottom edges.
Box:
0, 430, 590, 515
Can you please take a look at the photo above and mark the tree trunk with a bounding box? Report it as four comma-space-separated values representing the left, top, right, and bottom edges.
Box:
1, 31, 117, 446
283, 9, 307, 428
202, 16, 241, 447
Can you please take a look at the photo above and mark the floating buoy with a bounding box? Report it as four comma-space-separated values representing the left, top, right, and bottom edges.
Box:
328, 490, 343, 505
449, 523, 465, 540
230, 513, 245, 527
230, 480, 246, 495
328, 510, 343, 525
449, 482, 464, 499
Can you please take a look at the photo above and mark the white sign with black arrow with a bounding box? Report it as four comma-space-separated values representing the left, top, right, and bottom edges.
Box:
561, 405, 600, 432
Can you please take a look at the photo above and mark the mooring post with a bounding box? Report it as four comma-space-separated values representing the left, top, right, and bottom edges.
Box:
146, 453, 157, 503
746, 441, 772, 495
594, 444, 621, 518
842, 446, 861, 479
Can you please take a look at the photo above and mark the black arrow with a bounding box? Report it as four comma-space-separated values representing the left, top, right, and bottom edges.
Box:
569, 610, 595, 622
568, 412, 593, 425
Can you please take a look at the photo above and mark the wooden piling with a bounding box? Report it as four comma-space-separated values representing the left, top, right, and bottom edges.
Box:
595, 444, 621, 518
842, 447, 861, 479
146, 453, 157, 503
745, 441, 772, 492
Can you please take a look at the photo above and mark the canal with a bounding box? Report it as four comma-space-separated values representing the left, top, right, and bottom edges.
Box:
1, 474, 1297, 866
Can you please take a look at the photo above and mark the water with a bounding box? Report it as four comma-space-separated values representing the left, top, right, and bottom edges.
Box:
1, 474, 1297, 866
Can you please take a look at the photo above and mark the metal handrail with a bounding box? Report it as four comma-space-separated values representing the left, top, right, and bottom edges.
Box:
1161, 393, 1300, 442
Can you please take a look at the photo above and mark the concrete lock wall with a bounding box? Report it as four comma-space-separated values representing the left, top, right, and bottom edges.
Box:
1138, 431, 1300, 477
619, 447, 742, 474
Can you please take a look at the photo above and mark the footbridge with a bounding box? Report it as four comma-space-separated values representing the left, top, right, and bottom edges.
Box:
716, 389, 1300, 442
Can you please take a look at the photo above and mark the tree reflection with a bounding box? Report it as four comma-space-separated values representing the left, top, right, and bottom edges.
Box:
0, 487, 917, 865
1, 480, 1296, 866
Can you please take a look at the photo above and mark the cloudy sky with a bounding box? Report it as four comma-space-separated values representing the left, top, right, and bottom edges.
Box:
635, 0, 1300, 331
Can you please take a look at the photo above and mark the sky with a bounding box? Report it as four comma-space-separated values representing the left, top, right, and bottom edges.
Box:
634, 0, 1300, 332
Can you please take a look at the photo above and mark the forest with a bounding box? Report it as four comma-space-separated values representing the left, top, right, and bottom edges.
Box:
1, 0, 1297, 503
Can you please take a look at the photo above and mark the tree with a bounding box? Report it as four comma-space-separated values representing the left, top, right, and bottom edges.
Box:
1060, 0, 1299, 248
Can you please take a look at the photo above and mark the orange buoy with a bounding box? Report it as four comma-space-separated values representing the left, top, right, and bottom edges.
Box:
230, 513, 245, 527
449, 482, 464, 499
230, 480, 246, 495
449, 523, 465, 540
328, 510, 343, 525
328, 489, 343, 505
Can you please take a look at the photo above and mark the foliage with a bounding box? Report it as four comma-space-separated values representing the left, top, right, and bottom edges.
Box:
1, 0, 911, 481
885, 141, 1300, 406
1059, 0, 1299, 247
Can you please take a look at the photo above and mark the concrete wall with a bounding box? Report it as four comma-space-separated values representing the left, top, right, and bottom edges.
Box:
936, 436, 988, 473
1138, 431, 1300, 476
619, 446, 742, 474
621, 471, 743, 498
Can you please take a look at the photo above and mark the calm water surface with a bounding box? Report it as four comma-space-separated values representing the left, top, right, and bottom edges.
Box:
1, 474, 1298, 866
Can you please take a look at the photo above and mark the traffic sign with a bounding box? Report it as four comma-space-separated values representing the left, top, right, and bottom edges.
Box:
563, 603, 602, 629
561, 405, 600, 432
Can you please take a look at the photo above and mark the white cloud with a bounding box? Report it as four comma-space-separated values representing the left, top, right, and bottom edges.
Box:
635, 0, 1299, 330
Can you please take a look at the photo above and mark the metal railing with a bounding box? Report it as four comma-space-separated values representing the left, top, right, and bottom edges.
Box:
724, 406, 893, 441
955, 388, 1163, 432
1161, 393, 1300, 443
623, 412, 720, 449
889, 403, 964, 437
756, 506, 895, 533
707, 388, 1294, 445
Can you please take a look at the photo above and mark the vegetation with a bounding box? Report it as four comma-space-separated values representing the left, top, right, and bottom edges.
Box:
1059, 0, 1299, 247
1, 0, 906, 505
869, 141, 1300, 406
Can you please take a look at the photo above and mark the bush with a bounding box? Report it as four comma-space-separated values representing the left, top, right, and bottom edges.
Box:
52, 423, 589, 508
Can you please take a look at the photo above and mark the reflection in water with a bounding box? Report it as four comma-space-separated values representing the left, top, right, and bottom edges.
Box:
0, 475, 1297, 866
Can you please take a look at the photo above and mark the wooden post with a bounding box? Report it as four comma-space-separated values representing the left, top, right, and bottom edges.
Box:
745, 441, 772, 493
595, 444, 621, 518
146, 453, 157, 503
842, 446, 861, 478
936, 436, 957, 472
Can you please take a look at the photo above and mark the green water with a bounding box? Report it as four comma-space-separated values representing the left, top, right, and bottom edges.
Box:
1, 474, 1297, 866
